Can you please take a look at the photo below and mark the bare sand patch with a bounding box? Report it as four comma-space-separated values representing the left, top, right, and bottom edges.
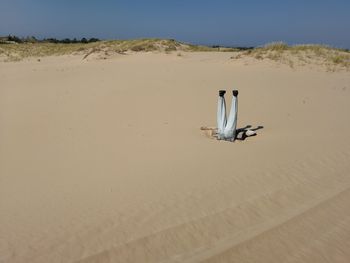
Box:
1, 52, 350, 262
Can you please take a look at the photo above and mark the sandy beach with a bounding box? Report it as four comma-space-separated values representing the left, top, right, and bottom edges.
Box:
1, 52, 350, 262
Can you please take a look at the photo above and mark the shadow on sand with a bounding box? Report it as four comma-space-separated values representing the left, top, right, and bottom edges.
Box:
235, 125, 264, 141
200, 125, 264, 141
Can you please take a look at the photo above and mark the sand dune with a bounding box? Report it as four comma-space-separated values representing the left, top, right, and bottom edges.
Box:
1, 52, 350, 262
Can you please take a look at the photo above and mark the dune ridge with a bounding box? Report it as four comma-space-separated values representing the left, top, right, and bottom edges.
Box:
0, 38, 349, 70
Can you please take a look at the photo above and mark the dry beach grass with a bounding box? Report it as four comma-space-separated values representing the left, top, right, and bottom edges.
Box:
234, 42, 350, 70
1, 39, 349, 71
0, 39, 216, 62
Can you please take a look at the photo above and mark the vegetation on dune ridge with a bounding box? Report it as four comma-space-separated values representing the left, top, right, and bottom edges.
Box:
234, 41, 350, 70
0, 38, 223, 61
0, 37, 349, 70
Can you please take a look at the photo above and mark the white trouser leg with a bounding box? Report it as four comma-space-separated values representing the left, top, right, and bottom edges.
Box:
217, 95, 227, 139
224, 95, 238, 141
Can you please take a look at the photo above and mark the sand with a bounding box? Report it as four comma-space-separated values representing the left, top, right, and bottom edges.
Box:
1, 52, 350, 263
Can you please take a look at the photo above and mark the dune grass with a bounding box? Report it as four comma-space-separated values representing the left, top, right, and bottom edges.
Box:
235, 42, 350, 70
0, 39, 194, 61
1, 39, 349, 70
0, 42, 101, 61
0, 38, 239, 61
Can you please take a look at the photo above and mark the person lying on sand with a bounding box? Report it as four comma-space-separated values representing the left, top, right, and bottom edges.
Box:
201, 89, 262, 141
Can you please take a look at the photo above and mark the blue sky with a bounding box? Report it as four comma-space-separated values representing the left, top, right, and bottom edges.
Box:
1, 0, 350, 48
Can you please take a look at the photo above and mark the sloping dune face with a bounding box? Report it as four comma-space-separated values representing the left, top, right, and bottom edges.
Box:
1, 53, 350, 263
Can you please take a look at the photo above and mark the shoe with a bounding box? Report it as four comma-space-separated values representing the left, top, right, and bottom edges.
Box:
219, 90, 226, 97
